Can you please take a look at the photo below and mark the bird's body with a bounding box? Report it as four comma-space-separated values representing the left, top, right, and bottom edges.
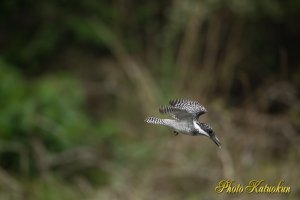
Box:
145, 98, 221, 147
146, 117, 194, 134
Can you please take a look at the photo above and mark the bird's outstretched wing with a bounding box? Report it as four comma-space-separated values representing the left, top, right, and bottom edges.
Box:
159, 98, 207, 120
159, 105, 190, 120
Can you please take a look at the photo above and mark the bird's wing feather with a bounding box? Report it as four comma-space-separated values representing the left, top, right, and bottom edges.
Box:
159, 105, 191, 120
168, 98, 207, 119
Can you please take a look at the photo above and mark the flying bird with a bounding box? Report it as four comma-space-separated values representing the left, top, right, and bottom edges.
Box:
145, 98, 221, 148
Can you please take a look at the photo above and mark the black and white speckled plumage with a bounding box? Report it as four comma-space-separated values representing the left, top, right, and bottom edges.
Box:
145, 98, 221, 148
160, 98, 207, 120
144, 117, 165, 125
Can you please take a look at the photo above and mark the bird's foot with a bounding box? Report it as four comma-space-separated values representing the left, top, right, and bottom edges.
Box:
173, 131, 179, 136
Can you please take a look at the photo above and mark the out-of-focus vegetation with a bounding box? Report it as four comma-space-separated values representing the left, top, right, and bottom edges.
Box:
0, 0, 300, 199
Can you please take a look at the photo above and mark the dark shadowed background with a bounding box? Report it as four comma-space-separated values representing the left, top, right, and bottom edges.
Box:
0, 0, 299, 199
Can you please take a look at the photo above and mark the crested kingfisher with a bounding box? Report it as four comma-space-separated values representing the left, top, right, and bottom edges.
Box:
145, 98, 221, 148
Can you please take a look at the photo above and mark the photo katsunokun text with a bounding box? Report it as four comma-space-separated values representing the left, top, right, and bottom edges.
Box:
215, 180, 291, 194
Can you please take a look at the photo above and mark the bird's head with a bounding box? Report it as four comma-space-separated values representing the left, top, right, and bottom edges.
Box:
196, 122, 222, 148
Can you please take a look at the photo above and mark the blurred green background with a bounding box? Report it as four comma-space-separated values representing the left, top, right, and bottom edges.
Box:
0, 0, 300, 199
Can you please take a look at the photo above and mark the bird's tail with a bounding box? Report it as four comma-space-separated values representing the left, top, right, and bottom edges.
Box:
144, 117, 165, 125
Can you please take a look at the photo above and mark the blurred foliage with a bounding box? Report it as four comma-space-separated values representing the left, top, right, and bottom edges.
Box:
0, 59, 120, 199
1, 0, 299, 95
1, 59, 84, 148
0, 0, 300, 199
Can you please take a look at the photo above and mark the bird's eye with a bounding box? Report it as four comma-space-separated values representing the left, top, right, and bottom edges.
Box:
208, 130, 213, 134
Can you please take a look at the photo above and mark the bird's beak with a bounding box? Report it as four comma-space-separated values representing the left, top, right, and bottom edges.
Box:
211, 135, 222, 148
